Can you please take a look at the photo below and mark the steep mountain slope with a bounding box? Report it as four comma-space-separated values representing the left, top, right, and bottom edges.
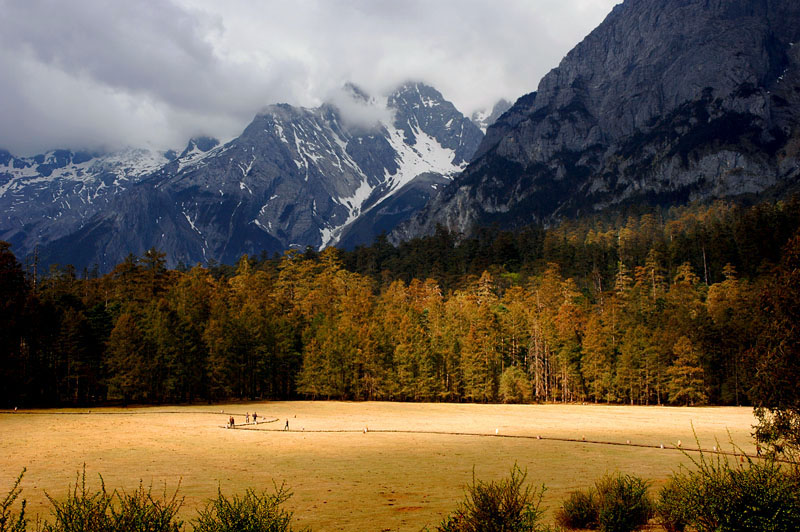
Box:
34, 82, 482, 270
395, 0, 800, 240
0, 148, 174, 259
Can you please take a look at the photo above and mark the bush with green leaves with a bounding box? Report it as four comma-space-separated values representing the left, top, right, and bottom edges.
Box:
1, 469, 27, 532
654, 477, 689, 532
193, 483, 304, 532
664, 448, 800, 532
109, 482, 184, 532
594, 473, 652, 532
554, 473, 651, 532
436, 464, 553, 532
39, 467, 183, 532
554, 489, 598, 530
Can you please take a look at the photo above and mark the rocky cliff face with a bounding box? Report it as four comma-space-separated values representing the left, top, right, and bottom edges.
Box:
395, 0, 800, 241
25, 82, 482, 270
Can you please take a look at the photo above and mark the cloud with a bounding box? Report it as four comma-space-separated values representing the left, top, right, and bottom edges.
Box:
324, 85, 394, 132
0, 0, 619, 155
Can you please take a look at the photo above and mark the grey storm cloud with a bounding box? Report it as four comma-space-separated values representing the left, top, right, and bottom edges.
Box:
0, 0, 619, 156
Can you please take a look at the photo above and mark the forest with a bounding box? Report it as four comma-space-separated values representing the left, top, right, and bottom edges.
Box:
1, 198, 799, 411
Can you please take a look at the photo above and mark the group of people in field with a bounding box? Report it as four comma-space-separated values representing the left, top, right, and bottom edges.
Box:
225, 412, 290, 430
227, 411, 258, 428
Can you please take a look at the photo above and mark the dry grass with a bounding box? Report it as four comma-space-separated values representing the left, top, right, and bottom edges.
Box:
0, 402, 756, 531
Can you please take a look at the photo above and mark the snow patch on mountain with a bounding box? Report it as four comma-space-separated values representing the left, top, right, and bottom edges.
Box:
0, 148, 169, 197
318, 117, 463, 249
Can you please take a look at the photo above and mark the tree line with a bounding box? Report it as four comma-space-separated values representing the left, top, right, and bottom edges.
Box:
1, 200, 798, 422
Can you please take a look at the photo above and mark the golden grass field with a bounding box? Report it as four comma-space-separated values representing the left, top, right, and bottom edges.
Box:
0, 402, 757, 531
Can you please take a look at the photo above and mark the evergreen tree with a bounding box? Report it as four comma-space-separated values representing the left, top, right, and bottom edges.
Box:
666, 336, 706, 405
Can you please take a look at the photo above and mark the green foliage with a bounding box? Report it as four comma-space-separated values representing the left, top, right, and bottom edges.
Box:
665, 447, 800, 532
0, 469, 27, 532
555, 474, 651, 532
653, 477, 688, 532
193, 483, 303, 532
437, 465, 551, 532
666, 337, 706, 406
40, 467, 114, 532
40, 467, 183, 532
110, 482, 183, 532
554, 489, 598, 529
499, 366, 533, 403
594, 473, 652, 532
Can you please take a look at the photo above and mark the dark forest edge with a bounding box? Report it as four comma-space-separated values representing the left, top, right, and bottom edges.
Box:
2, 197, 800, 453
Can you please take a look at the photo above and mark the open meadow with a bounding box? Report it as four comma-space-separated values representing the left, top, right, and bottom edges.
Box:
0, 402, 757, 531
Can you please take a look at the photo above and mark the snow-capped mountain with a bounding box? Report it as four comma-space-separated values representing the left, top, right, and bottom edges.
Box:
0, 147, 174, 260
470, 99, 512, 133
18, 82, 483, 270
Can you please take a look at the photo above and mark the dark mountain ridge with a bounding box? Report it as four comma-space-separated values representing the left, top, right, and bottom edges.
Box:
394, 0, 800, 241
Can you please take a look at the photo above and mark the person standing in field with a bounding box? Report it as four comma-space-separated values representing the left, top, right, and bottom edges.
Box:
253, 412, 258, 424
246, 412, 250, 424
284, 419, 289, 431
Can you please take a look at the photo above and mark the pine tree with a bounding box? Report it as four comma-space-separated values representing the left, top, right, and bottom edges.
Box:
666, 336, 706, 405
106, 313, 149, 403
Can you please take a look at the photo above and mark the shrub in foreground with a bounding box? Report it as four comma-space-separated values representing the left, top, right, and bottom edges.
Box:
663, 448, 800, 532
437, 465, 553, 532
39, 467, 183, 532
555, 473, 651, 532
554, 489, 598, 529
193, 483, 303, 532
111, 482, 184, 532
594, 473, 652, 532
1, 469, 27, 532
654, 477, 688, 532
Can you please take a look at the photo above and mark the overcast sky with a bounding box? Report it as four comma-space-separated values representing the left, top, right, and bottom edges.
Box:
0, 0, 619, 156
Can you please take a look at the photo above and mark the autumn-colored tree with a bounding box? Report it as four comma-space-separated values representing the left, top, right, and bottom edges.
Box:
615, 326, 658, 405
706, 264, 755, 404
499, 365, 532, 403
666, 336, 706, 405
455, 289, 501, 402
581, 312, 616, 403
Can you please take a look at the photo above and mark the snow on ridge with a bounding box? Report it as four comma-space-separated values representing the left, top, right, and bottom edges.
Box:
274, 123, 288, 144
383, 120, 459, 193
0, 148, 170, 199
319, 226, 335, 249
319, 177, 375, 249
318, 117, 462, 249
176, 144, 222, 173
101, 148, 169, 177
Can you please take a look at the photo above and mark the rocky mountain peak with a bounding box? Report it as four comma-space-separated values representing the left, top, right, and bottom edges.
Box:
394, 0, 800, 242
15, 81, 483, 270
179, 136, 220, 158
389, 81, 484, 167
471, 99, 512, 133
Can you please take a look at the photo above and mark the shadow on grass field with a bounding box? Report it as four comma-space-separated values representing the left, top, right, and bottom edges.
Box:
0, 402, 756, 531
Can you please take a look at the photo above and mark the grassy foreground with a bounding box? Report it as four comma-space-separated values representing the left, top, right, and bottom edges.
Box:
0, 402, 756, 531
